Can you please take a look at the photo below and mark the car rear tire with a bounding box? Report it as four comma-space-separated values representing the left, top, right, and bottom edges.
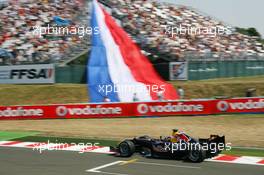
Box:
118, 140, 135, 157
187, 147, 206, 163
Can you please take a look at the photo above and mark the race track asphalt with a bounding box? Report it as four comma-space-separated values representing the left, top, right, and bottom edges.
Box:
0, 147, 264, 175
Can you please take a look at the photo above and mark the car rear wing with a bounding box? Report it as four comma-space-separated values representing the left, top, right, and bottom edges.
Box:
198, 135, 226, 158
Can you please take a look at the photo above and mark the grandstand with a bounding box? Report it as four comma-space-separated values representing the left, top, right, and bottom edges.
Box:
0, 0, 264, 66
101, 0, 264, 61
0, 0, 90, 65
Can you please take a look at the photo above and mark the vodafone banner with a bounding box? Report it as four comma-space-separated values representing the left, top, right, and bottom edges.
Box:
0, 103, 131, 120
134, 101, 212, 116
213, 98, 264, 113
0, 97, 263, 120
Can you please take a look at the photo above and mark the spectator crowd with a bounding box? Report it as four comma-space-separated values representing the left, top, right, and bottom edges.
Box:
1, 0, 264, 65
0, 0, 89, 65
101, 0, 264, 60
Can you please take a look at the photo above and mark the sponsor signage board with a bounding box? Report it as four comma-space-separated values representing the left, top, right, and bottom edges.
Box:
0, 64, 55, 84
214, 98, 264, 113
1, 97, 263, 120
169, 62, 188, 80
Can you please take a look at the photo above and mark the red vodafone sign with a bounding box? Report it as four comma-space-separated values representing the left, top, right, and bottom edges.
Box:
213, 98, 264, 113
0, 97, 263, 120
135, 101, 211, 116
0, 106, 44, 119
0, 103, 130, 120
54, 104, 128, 118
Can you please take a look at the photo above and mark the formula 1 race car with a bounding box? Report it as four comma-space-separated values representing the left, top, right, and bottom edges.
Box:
111, 130, 225, 163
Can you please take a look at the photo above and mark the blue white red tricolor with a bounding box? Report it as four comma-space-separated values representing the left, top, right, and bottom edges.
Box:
87, 0, 178, 102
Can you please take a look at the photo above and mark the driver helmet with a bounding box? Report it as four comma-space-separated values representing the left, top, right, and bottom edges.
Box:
172, 129, 179, 137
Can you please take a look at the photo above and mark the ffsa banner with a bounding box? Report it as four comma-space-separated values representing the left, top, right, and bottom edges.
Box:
169, 62, 188, 80
0, 64, 55, 84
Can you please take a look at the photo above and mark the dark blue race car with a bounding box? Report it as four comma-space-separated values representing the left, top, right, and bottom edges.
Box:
112, 130, 225, 163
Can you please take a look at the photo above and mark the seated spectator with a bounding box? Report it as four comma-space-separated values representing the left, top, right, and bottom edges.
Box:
101, 0, 264, 60
0, 0, 90, 65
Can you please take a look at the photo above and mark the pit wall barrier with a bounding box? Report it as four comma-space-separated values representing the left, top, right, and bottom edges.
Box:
0, 97, 263, 120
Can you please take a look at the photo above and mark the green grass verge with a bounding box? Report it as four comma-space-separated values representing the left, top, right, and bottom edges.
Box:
223, 148, 264, 157
13, 135, 264, 157
0, 76, 264, 105
170, 75, 264, 99
0, 131, 39, 141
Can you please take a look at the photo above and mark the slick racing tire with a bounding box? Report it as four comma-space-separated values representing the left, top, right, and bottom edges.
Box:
187, 147, 206, 163
118, 140, 136, 157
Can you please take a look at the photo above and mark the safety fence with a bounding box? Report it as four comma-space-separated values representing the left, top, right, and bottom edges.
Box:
188, 60, 264, 80
1, 60, 264, 84
0, 97, 263, 120
55, 60, 264, 83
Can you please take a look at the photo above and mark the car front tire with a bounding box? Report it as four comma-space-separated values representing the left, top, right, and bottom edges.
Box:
118, 140, 136, 157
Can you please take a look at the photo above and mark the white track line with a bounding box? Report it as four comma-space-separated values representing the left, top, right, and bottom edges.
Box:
86, 159, 201, 175
86, 161, 127, 175
90, 172, 128, 175
134, 161, 201, 169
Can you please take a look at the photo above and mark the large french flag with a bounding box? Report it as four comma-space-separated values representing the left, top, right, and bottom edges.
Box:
87, 0, 178, 102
